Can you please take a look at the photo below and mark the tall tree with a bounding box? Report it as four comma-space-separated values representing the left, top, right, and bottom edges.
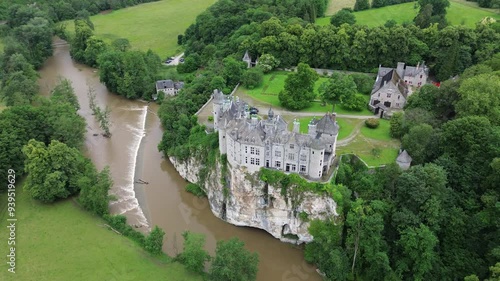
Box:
354, 0, 370, 11
179, 231, 211, 274
278, 63, 319, 110
208, 238, 259, 281
145, 226, 165, 256
319, 72, 357, 111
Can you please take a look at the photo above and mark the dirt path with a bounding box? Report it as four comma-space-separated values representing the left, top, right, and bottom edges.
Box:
337, 121, 365, 147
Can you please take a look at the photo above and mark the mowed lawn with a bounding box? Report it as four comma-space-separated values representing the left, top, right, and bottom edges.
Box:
317, 1, 500, 27
239, 71, 373, 115
341, 119, 399, 166
0, 187, 202, 281
326, 0, 355, 15
65, 0, 217, 59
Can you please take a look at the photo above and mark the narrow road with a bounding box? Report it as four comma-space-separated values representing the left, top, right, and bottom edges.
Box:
163, 52, 184, 66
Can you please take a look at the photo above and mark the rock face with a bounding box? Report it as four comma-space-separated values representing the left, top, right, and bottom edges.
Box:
170, 156, 338, 244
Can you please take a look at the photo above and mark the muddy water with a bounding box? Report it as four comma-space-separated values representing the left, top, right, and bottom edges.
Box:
38, 39, 322, 281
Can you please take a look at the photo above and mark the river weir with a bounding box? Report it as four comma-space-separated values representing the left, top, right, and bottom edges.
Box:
38, 38, 322, 281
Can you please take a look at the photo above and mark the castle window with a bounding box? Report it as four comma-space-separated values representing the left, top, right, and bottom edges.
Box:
275, 161, 281, 168
378, 93, 380, 97
275, 151, 282, 157
300, 154, 307, 161
420, 75, 423, 79
256, 158, 260, 166
312, 151, 314, 154
250, 158, 255, 165
255, 149, 260, 156
319, 171, 321, 177
320, 160, 323, 166
250, 147, 255, 155
245, 146, 248, 153
290, 144, 294, 149
288, 153, 295, 161
300, 165, 306, 173
387, 93, 391, 98
321, 151, 323, 155
245, 157, 248, 164
291, 164, 296, 171
396, 103, 400, 107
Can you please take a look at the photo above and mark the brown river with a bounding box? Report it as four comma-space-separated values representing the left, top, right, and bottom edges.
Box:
38, 39, 321, 281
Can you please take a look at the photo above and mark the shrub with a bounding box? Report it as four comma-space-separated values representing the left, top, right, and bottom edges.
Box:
365, 118, 380, 128
299, 211, 309, 222
208, 116, 214, 122
185, 183, 207, 197
145, 226, 165, 256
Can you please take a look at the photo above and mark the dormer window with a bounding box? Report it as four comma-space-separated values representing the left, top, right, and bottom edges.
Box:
290, 144, 294, 149
387, 93, 391, 98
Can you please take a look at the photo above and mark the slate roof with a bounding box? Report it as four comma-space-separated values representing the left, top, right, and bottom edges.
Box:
219, 101, 339, 153
403, 63, 429, 77
315, 113, 340, 135
396, 150, 412, 164
156, 80, 174, 89
371, 69, 409, 98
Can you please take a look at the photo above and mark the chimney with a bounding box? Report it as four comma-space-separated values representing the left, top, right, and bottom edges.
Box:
251, 115, 258, 126
396, 62, 405, 77
416, 61, 420, 71
308, 118, 317, 136
331, 113, 336, 122
293, 119, 300, 133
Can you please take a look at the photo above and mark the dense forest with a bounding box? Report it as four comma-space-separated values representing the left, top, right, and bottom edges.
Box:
155, 0, 500, 280
0, 0, 159, 21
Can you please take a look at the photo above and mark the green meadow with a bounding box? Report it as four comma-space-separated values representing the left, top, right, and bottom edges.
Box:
64, 0, 217, 59
0, 187, 202, 281
338, 121, 400, 166
317, 1, 500, 27
238, 71, 373, 115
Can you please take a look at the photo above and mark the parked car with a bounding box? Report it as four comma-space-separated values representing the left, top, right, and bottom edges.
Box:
165, 59, 172, 64
250, 107, 259, 114
179, 58, 185, 63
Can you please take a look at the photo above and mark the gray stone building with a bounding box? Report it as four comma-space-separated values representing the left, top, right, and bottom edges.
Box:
242, 50, 258, 68
369, 62, 429, 117
213, 89, 339, 180
154, 79, 184, 98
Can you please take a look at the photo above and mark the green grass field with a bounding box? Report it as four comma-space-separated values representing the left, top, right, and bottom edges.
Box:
64, 0, 217, 59
239, 71, 373, 115
338, 138, 400, 166
0, 186, 202, 281
317, 1, 500, 27
360, 119, 392, 141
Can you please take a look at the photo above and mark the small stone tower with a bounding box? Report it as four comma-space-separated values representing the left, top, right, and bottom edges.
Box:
242, 50, 252, 68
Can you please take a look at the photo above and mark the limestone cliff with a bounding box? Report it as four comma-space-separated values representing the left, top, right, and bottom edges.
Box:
170, 156, 338, 244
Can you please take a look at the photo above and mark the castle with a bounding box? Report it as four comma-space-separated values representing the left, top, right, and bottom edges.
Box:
369, 62, 429, 118
212, 90, 339, 180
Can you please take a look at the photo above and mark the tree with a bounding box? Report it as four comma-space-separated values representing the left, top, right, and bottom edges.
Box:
397, 224, 438, 280
342, 94, 366, 111
84, 36, 107, 67
241, 67, 264, 89
372, 0, 387, 8
414, 4, 434, 28
78, 166, 113, 217
223, 57, 247, 86
111, 38, 131, 52
22, 140, 86, 203
95, 106, 112, 137
71, 19, 94, 62
390, 112, 404, 138
208, 238, 259, 281
179, 231, 210, 274
177, 34, 184, 45
330, 9, 356, 27
145, 226, 165, 256
257, 53, 280, 73
349, 73, 374, 95
354, 0, 370, 11
50, 78, 80, 110
278, 63, 319, 110
319, 72, 357, 111
455, 72, 500, 125
402, 124, 437, 164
